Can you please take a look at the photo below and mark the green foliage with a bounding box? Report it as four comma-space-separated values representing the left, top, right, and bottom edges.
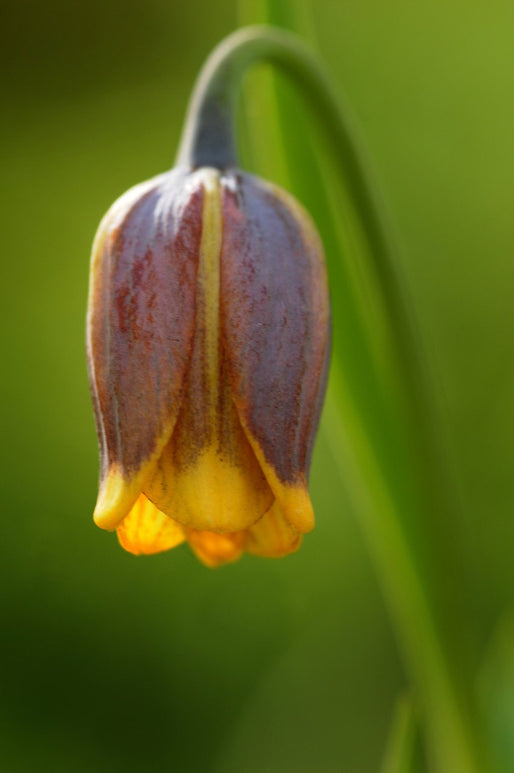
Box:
237, 2, 490, 770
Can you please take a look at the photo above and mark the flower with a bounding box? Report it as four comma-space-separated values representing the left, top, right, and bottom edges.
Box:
87, 166, 330, 567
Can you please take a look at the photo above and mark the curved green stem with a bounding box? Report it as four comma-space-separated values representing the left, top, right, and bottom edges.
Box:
177, 25, 487, 772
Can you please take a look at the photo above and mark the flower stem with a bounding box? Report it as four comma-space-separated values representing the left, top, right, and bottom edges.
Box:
177, 25, 488, 771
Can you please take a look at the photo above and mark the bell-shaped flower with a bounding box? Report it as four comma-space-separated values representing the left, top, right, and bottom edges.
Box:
87, 166, 330, 566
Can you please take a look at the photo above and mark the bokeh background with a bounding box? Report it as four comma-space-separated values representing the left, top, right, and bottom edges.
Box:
2, 1, 513, 770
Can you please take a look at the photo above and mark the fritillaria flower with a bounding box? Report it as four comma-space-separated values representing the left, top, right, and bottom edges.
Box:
87, 166, 329, 566
87, 32, 330, 567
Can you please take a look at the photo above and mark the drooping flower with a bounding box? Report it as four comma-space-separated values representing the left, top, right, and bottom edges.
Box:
87, 165, 330, 566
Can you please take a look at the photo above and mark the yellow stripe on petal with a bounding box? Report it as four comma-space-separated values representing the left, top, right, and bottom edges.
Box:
187, 529, 244, 568
117, 494, 185, 555
245, 502, 302, 558
199, 168, 222, 425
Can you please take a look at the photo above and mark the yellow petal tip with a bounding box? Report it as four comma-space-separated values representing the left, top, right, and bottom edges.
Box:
117, 495, 185, 555
245, 502, 302, 558
276, 485, 315, 534
93, 467, 140, 531
187, 530, 244, 568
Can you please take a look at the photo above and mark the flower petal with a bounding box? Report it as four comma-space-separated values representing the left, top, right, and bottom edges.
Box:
87, 170, 204, 529
117, 494, 185, 555
187, 529, 244, 568
220, 172, 330, 532
245, 502, 302, 558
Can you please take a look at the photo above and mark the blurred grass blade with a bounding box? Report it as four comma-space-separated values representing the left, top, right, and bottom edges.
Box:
380, 695, 418, 773
478, 609, 514, 773
238, 2, 487, 771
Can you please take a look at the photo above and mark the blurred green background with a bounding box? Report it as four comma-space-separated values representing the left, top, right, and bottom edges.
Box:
1, 1, 513, 770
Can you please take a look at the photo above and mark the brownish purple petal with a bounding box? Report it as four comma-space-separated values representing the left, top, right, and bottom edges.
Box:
219, 171, 330, 529
87, 170, 204, 528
